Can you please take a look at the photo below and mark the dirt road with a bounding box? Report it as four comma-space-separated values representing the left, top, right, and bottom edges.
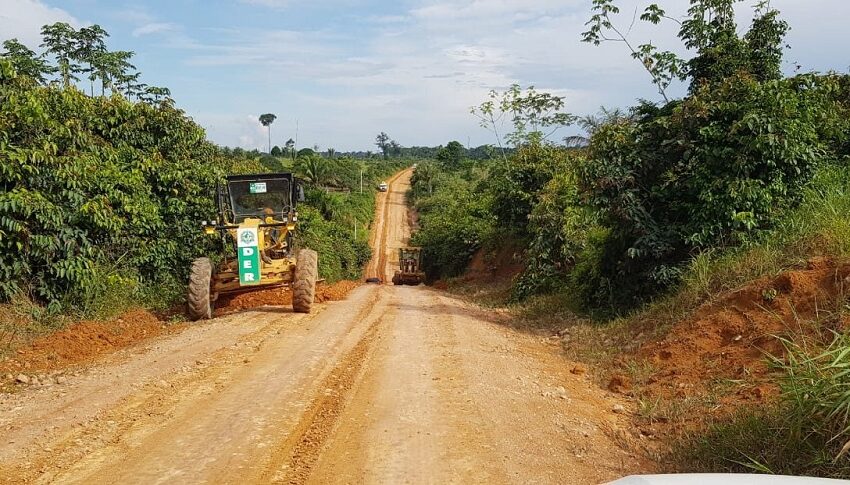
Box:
0, 170, 647, 484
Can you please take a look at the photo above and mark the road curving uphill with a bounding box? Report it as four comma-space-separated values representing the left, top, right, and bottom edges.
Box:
0, 169, 648, 484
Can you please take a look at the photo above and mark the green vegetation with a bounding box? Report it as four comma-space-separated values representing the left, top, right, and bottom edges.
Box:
415, 1, 850, 312
6, 2, 850, 475
0, 24, 406, 341
407, 0, 850, 477
0, 56, 220, 314
410, 169, 494, 279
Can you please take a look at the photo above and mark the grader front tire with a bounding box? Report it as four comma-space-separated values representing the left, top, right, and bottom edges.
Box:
292, 249, 318, 313
187, 257, 213, 321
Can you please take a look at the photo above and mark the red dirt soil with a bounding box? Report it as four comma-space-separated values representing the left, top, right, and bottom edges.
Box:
2, 281, 360, 376
214, 280, 360, 316
622, 257, 850, 425
432, 246, 524, 289
1, 309, 182, 374
464, 246, 524, 282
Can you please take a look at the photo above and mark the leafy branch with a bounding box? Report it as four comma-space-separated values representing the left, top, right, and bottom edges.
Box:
471, 84, 575, 159
582, 0, 686, 103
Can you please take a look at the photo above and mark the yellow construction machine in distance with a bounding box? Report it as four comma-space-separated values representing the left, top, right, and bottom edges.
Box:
392, 247, 425, 286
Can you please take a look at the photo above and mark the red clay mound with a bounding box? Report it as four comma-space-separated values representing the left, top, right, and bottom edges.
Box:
1, 309, 180, 374
2, 281, 361, 375
214, 280, 360, 316
461, 246, 524, 283
0, 280, 360, 381
627, 258, 850, 418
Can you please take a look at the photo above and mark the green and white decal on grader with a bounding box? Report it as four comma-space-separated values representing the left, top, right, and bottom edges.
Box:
187, 172, 318, 320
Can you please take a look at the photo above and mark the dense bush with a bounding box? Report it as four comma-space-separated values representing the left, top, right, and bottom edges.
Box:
484, 142, 573, 235
410, 175, 495, 279
0, 42, 407, 316
576, 72, 850, 310
296, 205, 371, 282
0, 60, 223, 310
512, 150, 599, 299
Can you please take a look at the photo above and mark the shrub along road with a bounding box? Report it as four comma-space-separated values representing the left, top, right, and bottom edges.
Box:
0, 170, 648, 484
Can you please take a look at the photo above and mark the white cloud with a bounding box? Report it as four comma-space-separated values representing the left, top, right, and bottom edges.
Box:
175, 1, 651, 149
196, 113, 268, 151
0, 0, 79, 47
5, 0, 850, 151
132, 22, 179, 37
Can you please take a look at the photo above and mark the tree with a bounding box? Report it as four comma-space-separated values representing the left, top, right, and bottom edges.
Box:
298, 156, 330, 186
284, 138, 296, 160
471, 84, 575, 160
75, 24, 108, 96
29, 23, 143, 97
389, 140, 402, 157
270, 145, 282, 157
326, 147, 336, 159
40, 22, 80, 87
96, 50, 136, 96
581, 0, 789, 99
436, 141, 466, 167
140, 85, 171, 104
682, 0, 787, 88
116, 70, 144, 100
375, 132, 390, 159
297, 147, 316, 159
0, 39, 53, 84
259, 113, 277, 153
582, 1, 685, 102
412, 161, 438, 195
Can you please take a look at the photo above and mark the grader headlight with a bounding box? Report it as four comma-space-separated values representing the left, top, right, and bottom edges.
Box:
202, 220, 217, 235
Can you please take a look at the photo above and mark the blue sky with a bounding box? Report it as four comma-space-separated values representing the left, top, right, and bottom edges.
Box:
3, 0, 850, 151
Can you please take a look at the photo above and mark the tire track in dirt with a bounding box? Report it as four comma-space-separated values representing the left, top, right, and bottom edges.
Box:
366, 169, 409, 281
254, 169, 407, 483
5, 287, 387, 484
3, 310, 314, 483
256, 290, 395, 483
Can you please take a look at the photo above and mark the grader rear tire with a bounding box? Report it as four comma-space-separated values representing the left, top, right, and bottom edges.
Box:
187, 257, 213, 321
292, 249, 318, 313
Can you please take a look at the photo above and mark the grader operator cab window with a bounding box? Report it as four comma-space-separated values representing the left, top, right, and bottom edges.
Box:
228, 177, 292, 222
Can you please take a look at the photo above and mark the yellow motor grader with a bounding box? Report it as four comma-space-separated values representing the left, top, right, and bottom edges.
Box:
392, 247, 425, 286
187, 173, 318, 320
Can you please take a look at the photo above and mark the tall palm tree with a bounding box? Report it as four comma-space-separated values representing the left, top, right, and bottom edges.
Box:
259, 113, 277, 153
301, 156, 330, 187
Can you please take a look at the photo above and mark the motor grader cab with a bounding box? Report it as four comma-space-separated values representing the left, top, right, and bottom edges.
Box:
186, 173, 318, 320
392, 247, 425, 286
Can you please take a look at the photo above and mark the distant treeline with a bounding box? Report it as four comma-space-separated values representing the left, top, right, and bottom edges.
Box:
225, 144, 508, 161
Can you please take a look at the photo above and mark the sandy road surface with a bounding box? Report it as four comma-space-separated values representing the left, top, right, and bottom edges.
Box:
0, 170, 647, 484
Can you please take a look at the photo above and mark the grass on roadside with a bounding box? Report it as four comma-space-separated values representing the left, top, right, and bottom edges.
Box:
672, 332, 850, 478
